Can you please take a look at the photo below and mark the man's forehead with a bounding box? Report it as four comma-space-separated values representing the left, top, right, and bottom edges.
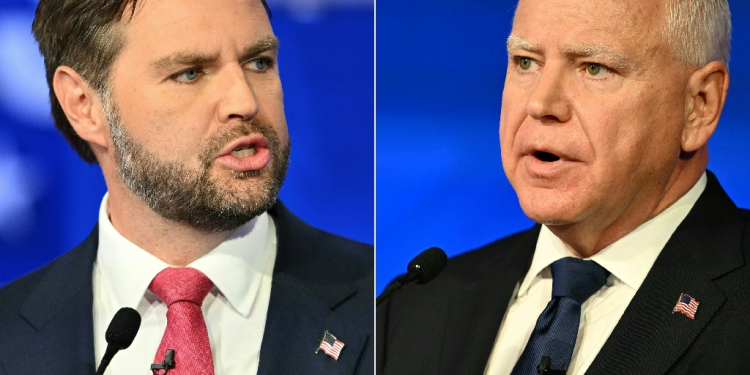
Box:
514, 0, 668, 18
510, 0, 669, 63
122, 0, 271, 37
115, 0, 273, 64
512, 0, 668, 37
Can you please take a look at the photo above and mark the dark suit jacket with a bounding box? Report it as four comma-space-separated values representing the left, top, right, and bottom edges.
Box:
0, 201, 373, 375
377, 171, 750, 375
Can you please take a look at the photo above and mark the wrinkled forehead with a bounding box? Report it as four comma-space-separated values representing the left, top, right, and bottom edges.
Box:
511, 0, 670, 60
119, 0, 272, 44
110, 0, 274, 72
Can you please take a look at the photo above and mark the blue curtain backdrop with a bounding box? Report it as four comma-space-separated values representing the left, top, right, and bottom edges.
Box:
0, 0, 374, 286
377, 0, 750, 294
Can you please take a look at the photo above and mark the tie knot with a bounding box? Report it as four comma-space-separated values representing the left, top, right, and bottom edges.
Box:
551, 257, 610, 304
149, 267, 214, 307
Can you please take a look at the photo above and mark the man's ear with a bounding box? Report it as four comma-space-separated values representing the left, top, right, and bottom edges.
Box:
682, 61, 729, 152
52, 66, 110, 149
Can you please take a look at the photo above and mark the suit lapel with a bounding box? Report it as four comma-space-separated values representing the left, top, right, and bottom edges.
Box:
585, 238, 726, 374
257, 202, 369, 375
6, 226, 98, 374
257, 274, 368, 375
587, 172, 744, 374
438, 226, 539, 375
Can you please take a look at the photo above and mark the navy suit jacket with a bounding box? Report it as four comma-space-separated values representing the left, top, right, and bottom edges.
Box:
0, 201, 373, 374
378, 171, 750, 374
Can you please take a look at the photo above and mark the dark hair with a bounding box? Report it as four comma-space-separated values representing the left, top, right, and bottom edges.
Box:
32, 0, 272, 164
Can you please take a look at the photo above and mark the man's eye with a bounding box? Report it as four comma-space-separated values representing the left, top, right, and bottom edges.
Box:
586, 63, 608, 77
249, 58, 271, 71
519, 57, 533, 70
173, 68, 200, 83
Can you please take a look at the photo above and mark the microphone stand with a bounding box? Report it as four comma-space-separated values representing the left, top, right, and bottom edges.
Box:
95, 345, 119, 375
376, 272, 419, 307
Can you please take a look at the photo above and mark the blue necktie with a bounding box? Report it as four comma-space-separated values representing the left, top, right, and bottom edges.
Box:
511, 257, 610, 374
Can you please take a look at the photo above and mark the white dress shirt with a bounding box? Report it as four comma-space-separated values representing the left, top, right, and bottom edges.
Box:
484, 173, 707, 375
92, 193, 277, 374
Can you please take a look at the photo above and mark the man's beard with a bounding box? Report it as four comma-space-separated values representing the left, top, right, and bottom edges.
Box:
103, 96, 290, 233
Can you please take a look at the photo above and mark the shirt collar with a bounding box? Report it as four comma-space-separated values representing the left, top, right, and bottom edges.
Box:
96, 192, 276, 318
517, 172, 707, 297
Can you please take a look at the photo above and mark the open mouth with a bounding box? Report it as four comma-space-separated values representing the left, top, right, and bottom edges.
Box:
215, 135, 271, 173
220, 135, 268, 159
231, 144, 257, 158
534, 151, 560, 162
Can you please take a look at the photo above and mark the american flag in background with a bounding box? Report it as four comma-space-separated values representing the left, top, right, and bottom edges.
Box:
317, 331, 345, 360
673, 293, 700, 319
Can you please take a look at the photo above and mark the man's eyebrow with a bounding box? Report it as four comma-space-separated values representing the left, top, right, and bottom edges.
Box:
506, 35, 540, 53
239, 36, 279, 61
151, 51, 219, 70
150, 36, 280, 70
560, 44, 634, 71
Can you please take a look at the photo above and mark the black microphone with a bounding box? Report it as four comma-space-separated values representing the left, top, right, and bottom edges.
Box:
536, 356, 566, 375
95, 307, 142, 375
376, 247, 448, 307
151, 349, 176, 374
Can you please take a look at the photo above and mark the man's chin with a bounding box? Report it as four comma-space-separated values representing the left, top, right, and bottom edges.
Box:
527, 215, 577, 227
173, 197, 277, 234
142, 175, 282, 234
228, 169, 263, 180
518, 198, 585, 227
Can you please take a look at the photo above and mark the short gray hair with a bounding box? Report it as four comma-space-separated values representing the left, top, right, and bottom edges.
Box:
665, 0, 731, 66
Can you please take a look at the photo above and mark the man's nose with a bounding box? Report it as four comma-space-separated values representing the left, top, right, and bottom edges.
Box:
217, 65, 260, 123
525, 63, 571, 123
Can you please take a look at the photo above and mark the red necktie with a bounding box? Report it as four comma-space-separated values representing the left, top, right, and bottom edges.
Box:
149, 267, 215, 375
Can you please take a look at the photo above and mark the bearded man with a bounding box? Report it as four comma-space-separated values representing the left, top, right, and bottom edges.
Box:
378, 0, 750, 374
0, 0, 373, 374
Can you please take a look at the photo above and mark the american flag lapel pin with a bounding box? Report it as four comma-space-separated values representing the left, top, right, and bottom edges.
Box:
673, 293, 700, 319
316, 330, 345, 360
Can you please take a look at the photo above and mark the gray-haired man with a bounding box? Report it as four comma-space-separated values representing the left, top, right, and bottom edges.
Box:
378, 0, 749, 374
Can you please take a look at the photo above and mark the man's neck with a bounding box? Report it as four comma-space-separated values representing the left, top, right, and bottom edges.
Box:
106, 187, 232, 267
548, 156, 707, 258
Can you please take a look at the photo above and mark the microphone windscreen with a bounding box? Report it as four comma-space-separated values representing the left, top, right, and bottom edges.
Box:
407, 247, 448, 284
105, 307, 142, 350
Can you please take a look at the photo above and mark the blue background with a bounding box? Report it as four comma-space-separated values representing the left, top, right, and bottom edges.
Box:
0, 0, 374, 286
377, 0, 750, 293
